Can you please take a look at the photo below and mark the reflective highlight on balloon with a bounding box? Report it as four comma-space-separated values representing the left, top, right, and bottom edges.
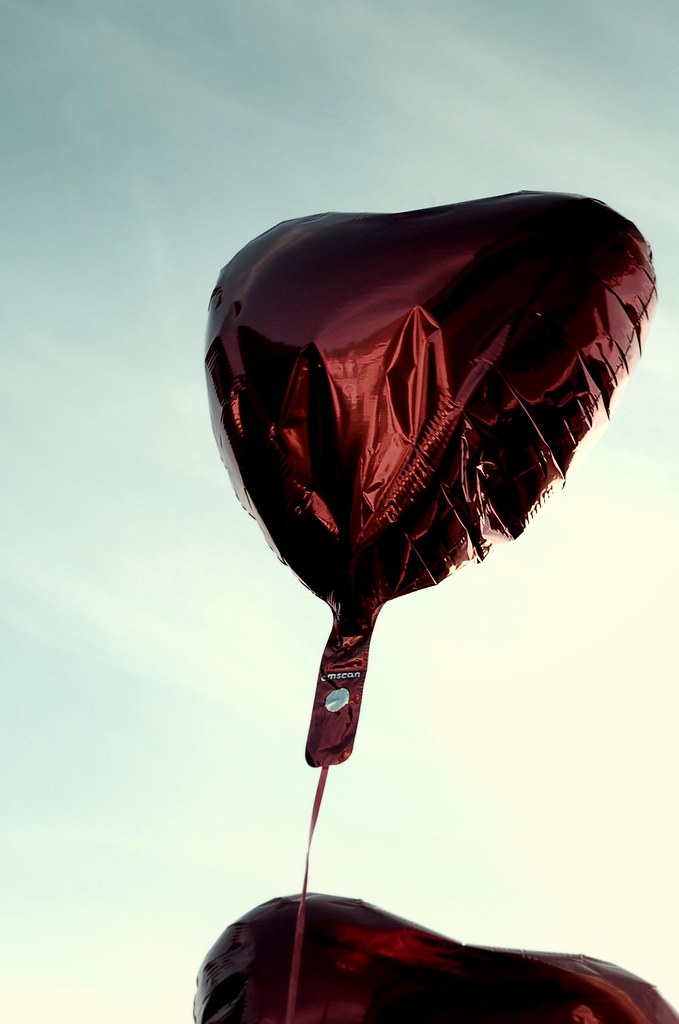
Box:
205, 193, 656, 765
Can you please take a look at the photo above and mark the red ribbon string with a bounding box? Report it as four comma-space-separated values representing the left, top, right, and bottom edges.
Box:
284, 765, 329, 1024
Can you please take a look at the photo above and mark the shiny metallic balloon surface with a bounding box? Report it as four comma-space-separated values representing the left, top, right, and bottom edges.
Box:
206, 193, 656, 764
194, 895, 676, 1024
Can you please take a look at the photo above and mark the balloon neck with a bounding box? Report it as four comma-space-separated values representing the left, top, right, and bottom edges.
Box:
304, 609, 380, 767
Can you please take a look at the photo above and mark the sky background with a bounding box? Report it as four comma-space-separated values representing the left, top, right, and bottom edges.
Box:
1, 0, 678, 1020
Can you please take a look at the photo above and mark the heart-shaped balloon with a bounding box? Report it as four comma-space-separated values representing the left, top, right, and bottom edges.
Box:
194, 894, 677, 1024
205, 192, 656, 765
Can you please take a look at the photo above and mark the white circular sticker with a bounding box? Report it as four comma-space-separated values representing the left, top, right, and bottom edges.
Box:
324, 687, 350, 713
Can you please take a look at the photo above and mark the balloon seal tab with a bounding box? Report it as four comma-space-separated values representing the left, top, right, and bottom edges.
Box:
305, 615, 376, 767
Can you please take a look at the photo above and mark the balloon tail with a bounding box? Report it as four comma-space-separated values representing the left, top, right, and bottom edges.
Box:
305, 616, 377, 767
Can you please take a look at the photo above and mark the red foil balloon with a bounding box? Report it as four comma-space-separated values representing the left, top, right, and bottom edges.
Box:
205, 193, 656, 766
194, 894, 677, 1024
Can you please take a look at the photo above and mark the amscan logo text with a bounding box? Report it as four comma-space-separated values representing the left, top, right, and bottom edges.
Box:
322, 671, 361, 681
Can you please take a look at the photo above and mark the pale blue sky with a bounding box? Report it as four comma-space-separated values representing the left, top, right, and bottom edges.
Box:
2, 1, 678, 1020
